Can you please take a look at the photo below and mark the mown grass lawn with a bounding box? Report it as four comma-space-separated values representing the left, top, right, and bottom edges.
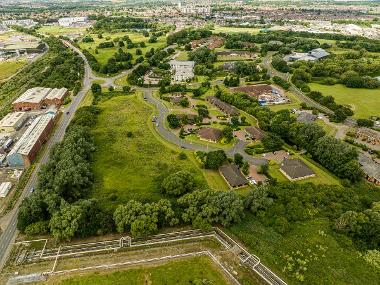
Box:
309, 83, 380, 119
0, 60, 26, 80
49, 256, 231, 285
79, 31, 166, 65
91, 95, 208, 209
267, 153, 341, 186
228, 215, 380, 285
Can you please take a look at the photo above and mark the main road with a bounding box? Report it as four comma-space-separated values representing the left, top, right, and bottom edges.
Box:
0, 40, 93, 270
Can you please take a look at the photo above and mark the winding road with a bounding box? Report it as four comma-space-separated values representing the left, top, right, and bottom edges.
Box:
0, 41, 267, 271
142, 88, 268, 166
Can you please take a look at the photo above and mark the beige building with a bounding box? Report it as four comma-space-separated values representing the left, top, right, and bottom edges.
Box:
0, 112, 27, 132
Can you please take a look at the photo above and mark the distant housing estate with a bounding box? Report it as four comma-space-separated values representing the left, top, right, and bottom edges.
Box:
12, 87, 68, 111
169, 60, 195, 82
1, 19, 37, 28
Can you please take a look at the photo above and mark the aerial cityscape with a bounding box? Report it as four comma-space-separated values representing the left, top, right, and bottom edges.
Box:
0, 0, 379, 284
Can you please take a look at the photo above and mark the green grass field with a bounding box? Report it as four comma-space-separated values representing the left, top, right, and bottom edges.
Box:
91, 94, 207, 209
309, 83, 380, 119
49, 256, 230, 285
37, 25, 87, 36
228, 215, 380, 285
79, 31, 166, 65
0, 60, 26, 80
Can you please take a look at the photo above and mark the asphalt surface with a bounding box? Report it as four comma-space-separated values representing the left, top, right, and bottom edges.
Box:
142, 88, 268, 166
0, 40, 92, 270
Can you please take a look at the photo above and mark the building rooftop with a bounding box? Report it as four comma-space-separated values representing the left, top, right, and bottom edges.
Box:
219, 164, 247, 188
359, 154, 380, 181
308, 48, 330, 59
0, 112, 26, 127
13, 87, 51, 105
45, 88, 68, 101
245, 126, 264, 140
297, 112, 318, 123
280, 158, 315, 180
198, 127, 223, 141
13, 87, 68, 105
206, 96, 239, 116
8, 114, 53, 157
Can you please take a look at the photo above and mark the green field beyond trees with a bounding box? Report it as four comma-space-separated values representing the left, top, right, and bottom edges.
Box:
0, 60, 26, 80
309, 83, 380, 119
91, 95, 207, 209
49, 256, 230, 285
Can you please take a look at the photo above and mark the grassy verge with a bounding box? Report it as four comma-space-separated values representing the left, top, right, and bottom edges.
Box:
309, 83, 380, 119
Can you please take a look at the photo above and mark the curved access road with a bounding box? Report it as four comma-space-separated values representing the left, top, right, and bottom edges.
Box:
141, 88, 268, 166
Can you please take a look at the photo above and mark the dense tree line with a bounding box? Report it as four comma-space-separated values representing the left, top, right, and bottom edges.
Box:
244, 183, 380, 244
167, 28, 212, 45
188, 47, 217, 64
92, 16, 155, 32
17, 106, 111, 240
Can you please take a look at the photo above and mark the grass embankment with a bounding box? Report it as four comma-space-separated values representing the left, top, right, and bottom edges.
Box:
309, 83, 380, 119
79, 31, 166, 65
213, 26, 262, 35
228, 215, 380, 285
46, 256, 230, 285
0, 61, 26, 80
91, 95, 208, 209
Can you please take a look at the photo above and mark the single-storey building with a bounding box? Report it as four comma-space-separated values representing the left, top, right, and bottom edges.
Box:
297, 112, 318, 123
219, 164, 248, 189
245, 126, 264, 140
206, 96, 239, 117
280, 158, 315, 181
359, 154, 380, 186
198, 127, 223, 143
0, 112, 27, 132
